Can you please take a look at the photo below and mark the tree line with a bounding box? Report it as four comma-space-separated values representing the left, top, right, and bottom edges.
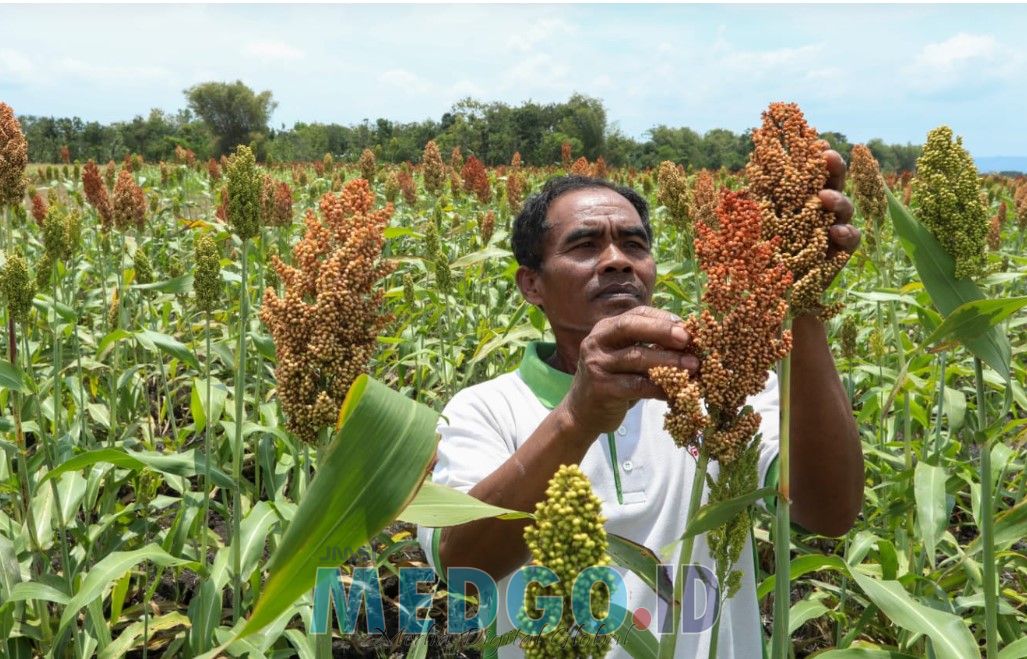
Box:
16, 80, 922, 172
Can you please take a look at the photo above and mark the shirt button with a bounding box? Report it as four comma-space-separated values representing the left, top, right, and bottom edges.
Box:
622, 461, 634, 472
617, 426, 627, 436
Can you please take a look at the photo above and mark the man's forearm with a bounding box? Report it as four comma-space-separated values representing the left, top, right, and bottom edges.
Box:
788, 314, 864, 536
438, 404, 597, 582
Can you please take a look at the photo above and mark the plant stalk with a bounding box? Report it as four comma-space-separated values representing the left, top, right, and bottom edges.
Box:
772, 316, 793, 659
231, 237, 250, 622
975, 357, 998, 658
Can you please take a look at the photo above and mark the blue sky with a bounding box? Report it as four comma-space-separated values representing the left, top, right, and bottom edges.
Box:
2, 4, 1025, 156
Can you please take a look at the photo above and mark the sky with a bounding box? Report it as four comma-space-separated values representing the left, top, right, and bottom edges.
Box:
1, 4, 1026, 157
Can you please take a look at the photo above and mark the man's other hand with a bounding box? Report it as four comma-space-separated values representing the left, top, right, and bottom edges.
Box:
819, 147, 861, 259
559, 306, 699, 437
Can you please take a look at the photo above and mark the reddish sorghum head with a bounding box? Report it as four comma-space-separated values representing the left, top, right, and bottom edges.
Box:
260, 179, 395, 443
650, 190, 793, 464
0, 102, 28, 207
461, 155, 491, 203
112, 168, 146, 231
82, 160, 114, 230
745, 102, 847, 318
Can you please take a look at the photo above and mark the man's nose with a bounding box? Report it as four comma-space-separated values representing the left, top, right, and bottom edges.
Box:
598, 243, 633, 272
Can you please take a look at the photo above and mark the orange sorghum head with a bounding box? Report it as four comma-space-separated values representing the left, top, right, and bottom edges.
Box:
421, 140, 446, 196
461, 156, 491, 203
112, 168, 146, 231
0, 102, 28, 207
260, 178, 395, 443
745, 102, 847, 318
650, 189, 793, 464
82, 160, 113, 230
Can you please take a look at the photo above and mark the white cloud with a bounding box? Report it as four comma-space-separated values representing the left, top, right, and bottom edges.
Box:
379, 68, 433, 94
53, 58, 172, 82
904, 33, 1019, 95
507, 18, 576, 52
0, 49, 33, 78
243, 40, 305, 62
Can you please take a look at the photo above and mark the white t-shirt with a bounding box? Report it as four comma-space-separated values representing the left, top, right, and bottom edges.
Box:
417, 341, 780, 658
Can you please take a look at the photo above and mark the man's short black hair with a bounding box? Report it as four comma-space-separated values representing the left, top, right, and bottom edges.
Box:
511, 175, 652, 270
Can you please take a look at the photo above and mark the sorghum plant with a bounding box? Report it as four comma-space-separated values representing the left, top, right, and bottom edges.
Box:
422, 139, 446, 196
850, 144, 888, 252
520, 464, 614, 659
911, 126, 989, 280
358, 148, 377, 184
746, 101, 848, 319
260, 179, 394, 444
461, 156, 491, 203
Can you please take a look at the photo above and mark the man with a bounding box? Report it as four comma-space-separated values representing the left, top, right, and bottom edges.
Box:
416, 155, 864, 657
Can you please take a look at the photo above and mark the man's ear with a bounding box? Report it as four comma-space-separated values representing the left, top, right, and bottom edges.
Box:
515, 265, 545, 307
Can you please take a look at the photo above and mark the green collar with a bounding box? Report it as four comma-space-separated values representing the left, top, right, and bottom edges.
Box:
517, 341, 573, 410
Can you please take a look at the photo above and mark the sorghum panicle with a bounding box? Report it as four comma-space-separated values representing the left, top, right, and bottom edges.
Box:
0, 102, 28, 207
207, 157, 222, 182
849, 144, 887, 249
656, 161, 691, 233
650, 190, 793, 464
30, 192, 47, 224
0, 250, 36, 323
521, 464, 614, 659
261, 175, 293, 227
689, 170, 718, 228
506, 152, 525, 214
478, 210, 495, 246
194, 233, 222, 313
225, 145, 262, 241
461, 156, 491, 203
112, 168, 146, 231
745, 102, 848, 318
911, 126, 989, 279
421, 140, 446, 195
133, 247, 153, 284
560, 142, 572, 168
358, 148, 377, 185
569, 157, 591, 177
260, 179, 394, 443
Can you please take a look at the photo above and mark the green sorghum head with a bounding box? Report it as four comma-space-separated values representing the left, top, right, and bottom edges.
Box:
0, 251, 36, 323
225, 145, 262, 241
133, 248, 153, 285
520, 464, 613, 658
911, 126, 989, 280
194, 233, 222, 314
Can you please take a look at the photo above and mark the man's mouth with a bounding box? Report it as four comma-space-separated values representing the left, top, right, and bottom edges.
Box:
595, 283, 641, 300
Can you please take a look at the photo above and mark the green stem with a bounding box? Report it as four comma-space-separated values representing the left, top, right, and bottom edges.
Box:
201, 312, 212, 570
772, 324, 792, 659
934, 352, 946, 461
231, 237, 250, 622
976, 358, 998, 658
657, 448, 709, 659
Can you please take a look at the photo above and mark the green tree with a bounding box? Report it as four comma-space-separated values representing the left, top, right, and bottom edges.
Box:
184, 80, 277, 156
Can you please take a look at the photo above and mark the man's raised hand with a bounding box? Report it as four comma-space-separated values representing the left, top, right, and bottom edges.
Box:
559, 306, 699, 438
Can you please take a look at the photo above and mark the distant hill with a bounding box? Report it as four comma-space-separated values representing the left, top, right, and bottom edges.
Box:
975, 156, 1027, 174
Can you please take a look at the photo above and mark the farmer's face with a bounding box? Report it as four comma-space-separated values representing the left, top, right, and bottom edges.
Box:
517, 187, 656, 338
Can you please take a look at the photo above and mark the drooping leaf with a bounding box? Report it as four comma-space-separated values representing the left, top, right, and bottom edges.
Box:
849, 570, 980, 659
682, 486, 775, 539
887, 189, 1011, 381
914, 462, 947, 569
240, 375, 439, 639
397, 480, 531, 526
41, 447, 236, 491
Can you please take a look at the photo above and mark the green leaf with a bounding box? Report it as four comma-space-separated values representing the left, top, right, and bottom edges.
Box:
914, 462, 947, 569
757, 554, 848, 599
397, 481, 532, 526
849, 570, 980, 659
239, 375, 439, 639
814, 650, 920, 659
130, 273, 194, 294
997, 636, 1027, 659
923, 297, 1027, 348
608, 534, 679, 610
611, 602, 658, 659
6, 581, 69, 605
41, 447, 236, 491
887, 189, 1011, 381
682, 486, 775, 539
788, 598, 829, 634
451, 246, 512, 268
0, 360, 26, 392
968, 496, 1027, 555
135, 330, 200, 370
237, 501, 281, 582
58, 544, 195, 639
100, 612, 190, 659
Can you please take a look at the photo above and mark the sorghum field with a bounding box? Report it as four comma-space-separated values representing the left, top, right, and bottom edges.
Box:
1, 99, 1026, 659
